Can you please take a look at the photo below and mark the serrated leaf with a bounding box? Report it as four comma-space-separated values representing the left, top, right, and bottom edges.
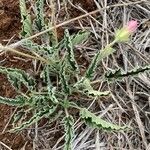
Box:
19, 0, 32, 37
74, 78, 109, 97
21, 40, 54, 56
63, 115, 74, 150
80, 108, 129, 131
73, 77, 85, 89
51, 30, 89, 58
45, 65, 58, 103
0, 66, 35, 91
82, 78, 93, 90
28, 95, 46, 107
64, 29, 79, 72
34, 0, 45, 31
59, 60, 70, 94
47, 23, 58, 46
0, 95, 26, 106
86, 47, 115, 79
105, 65, 150, 81
10, 105, 57, 132
57, 30, 90, 48
73, 77, 93, 91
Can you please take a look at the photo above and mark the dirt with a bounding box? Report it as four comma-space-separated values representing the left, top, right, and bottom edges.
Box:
0, 0, 21, 44
72, 0, 96, 12
69, 0, 96, 18
0, 0, 33, 149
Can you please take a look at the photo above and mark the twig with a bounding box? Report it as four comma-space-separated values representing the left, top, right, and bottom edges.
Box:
0, 141, 12, 150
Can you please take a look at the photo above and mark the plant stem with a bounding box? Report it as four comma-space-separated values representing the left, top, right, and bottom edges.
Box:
65, 108, 69, 117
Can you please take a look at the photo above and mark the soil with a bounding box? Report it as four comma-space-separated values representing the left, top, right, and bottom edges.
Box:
69, 0, 96, 19
0, 0, 21, 44
0, 0, 33, 149
72, 0, 96, 12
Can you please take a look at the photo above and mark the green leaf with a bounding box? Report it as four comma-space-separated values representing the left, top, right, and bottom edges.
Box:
80, 108, 129, 131
51, 30, 89, 58
105, 65, 150, 81
45, 65, 58, 103
19, 0, 32, 37
0, 66, 35, 91
63, 115, 74, 150
59, 60, 70, 94
34, 0, 45, 31
64, 29, 79, 72
47, 23, 58, 46
86, 47, 115, 79
57, 30, 90, 48
10, 105, 57, 132
71, 30, 90, 46
74, 78, 109, 97
0, 95, 27, 106
21, 40, 54, 56
82, 78, 93, 90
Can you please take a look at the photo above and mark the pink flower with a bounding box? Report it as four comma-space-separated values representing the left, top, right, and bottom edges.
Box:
126, 20, 138, 33
115, 20, 138, 42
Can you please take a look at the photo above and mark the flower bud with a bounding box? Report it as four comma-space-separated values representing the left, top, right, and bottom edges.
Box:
115, 20, 138, 42
127, 20, 138, 32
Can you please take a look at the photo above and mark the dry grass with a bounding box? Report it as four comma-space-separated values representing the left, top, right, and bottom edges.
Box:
29, 0, 150, 149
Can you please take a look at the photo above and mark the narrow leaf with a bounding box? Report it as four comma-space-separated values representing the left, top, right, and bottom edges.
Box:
80, 108, 129, 131
47, 23, 58, 46
19, 0, 32, 37
0, 66, 35, 91
71, 30, 90, 46
59, 60, 70, 94
105, 65, 150, 81
64, 29, 79, 72
86, 47, 115, 79
63, 115, 74, 150
0, 95, 26, 106
34, 0, 45, 31
21, 40, 54, 56
45, 65, 58, 103
10, 105, 57, 132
